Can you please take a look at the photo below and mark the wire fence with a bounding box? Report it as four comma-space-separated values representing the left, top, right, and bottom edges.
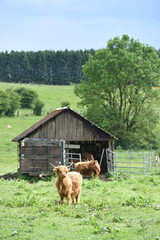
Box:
1, 107, 54, 118
15, 108, 53, 117
1, 147, 160, 177
106, 149, 155, 178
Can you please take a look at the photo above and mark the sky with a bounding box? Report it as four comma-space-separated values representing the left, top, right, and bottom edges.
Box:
0, 0, 160, 52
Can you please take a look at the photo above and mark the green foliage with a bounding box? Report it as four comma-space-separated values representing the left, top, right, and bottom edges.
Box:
33, 99, 44, 116
75, 35, 160, 149
122, 196, 152, 208
0, 88, 21, 116
15, 87, 38, 108
0, 49, 95, 85
60, 100, 70, 108
5, 88, 20, 116
0, 90, 9, 116
0, 86, 44, 117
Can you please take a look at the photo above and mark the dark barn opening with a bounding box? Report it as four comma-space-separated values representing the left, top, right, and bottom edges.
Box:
66, 140, 110, 173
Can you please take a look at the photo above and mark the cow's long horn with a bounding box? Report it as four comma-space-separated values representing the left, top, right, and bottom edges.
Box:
68, 162, 73, 167
50, 163, 56, 168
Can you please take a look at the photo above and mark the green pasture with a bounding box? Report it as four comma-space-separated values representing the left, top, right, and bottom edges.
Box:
0, 82, 80, 114
0, 83, 160, 240
0, 175, 160, 239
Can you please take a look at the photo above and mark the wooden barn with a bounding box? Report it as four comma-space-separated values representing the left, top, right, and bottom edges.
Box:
12, 107, 117, 175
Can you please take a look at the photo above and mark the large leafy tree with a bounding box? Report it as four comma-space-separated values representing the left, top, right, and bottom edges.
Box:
75, 35, 160, 149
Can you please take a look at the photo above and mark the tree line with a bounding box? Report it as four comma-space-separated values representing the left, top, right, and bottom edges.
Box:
0, 49, 95, 85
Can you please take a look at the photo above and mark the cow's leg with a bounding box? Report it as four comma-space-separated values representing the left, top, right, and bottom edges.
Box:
72, 197, 76, 204
66, 194, 71, 206
76, 191, 81, 204
60, 196, 64, 205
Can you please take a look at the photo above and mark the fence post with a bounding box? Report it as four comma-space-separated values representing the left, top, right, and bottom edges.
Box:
106, 149, 108, 172
79, 153, 82, 162
100, 149, 104, 167
129, 151, 131, 174
115, 152, 118, 179
143, 152, 145, 176
149, 152, 151, 175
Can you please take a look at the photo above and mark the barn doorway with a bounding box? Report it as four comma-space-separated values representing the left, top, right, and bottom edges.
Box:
65, 140, 109, 173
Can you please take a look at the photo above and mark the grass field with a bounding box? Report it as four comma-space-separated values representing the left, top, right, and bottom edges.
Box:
0, 82, 80, 114
0, 175, 160, 239
1, 83, 160, 239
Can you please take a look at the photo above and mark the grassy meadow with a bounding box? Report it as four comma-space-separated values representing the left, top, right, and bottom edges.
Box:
0, 83, 160, 240
1, 174, 160, 239
0, 82, 80, 113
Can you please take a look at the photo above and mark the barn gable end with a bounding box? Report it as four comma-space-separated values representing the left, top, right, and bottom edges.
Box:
12, 107, 115, 142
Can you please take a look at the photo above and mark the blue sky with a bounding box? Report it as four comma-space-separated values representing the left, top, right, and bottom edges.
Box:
0, 0, 160, 52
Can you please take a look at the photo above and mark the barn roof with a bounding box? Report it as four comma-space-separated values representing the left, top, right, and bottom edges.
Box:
12, 107, 117, 142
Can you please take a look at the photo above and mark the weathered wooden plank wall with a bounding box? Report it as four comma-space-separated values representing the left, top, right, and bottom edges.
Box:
20, 141, 61, 173
29, 111, 111, 141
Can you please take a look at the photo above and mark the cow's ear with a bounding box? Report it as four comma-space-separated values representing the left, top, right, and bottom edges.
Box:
53, 168, 57, 173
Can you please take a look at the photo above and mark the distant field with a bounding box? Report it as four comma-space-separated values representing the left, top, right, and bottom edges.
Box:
0, 82, 80, 113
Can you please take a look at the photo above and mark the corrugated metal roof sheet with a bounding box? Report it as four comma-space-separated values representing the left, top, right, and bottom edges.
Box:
12, 107, 117, 142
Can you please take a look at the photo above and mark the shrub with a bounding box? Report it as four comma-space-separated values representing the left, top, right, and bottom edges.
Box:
60, 101, 70, 108
15, 87, 38, 108
33, 99, 44, 116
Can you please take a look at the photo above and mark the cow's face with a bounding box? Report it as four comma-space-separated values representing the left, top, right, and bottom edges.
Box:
54, 166, 70, 178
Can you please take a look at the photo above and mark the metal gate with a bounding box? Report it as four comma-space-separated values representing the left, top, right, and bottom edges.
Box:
20, 138, 65, 174
100, 149, 152, 178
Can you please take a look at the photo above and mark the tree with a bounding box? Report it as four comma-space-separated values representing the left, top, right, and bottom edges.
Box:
0, 91, 9, 116
15, 87, 38, 108
75, 35, 160, 149
0, 49, 95, 85
33, 99, 44, 116
5, 88, 20, 116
